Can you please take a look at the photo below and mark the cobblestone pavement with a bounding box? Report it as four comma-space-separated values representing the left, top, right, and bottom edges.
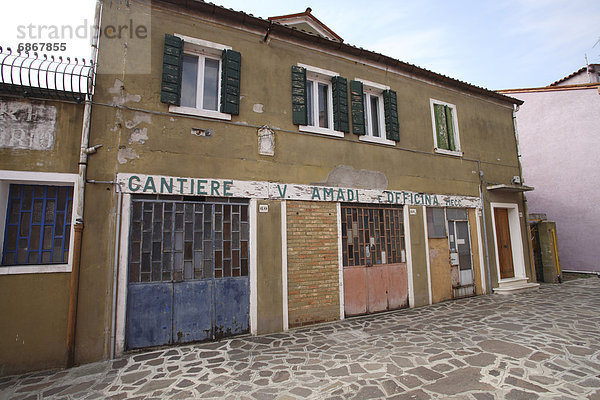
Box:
2, 278, 600, 400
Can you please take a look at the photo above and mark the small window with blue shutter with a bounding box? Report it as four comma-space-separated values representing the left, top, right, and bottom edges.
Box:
430, 99, 462, 156
161, 34, 241, 121
351, 78, 399, 146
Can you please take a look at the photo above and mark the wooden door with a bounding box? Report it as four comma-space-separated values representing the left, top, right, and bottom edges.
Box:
494, 208, 514, 279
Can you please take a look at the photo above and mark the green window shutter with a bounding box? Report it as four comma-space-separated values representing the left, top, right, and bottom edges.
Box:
332, 76, 349, 133
160, 34, 184, 106
220, 49, 241, 115
383, 89, 400, 142
350, 80, 365, 135
444, 105, 456, 151
434, 104, 449, 150
291, 66, 307, 125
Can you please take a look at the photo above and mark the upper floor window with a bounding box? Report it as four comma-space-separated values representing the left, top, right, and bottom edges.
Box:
160, 34, 241, 120
291, 64, 348, 138
430, 99, 462, 156
181, 53, 221, 111
306, 75, 332, 129
350, 79, 399, 145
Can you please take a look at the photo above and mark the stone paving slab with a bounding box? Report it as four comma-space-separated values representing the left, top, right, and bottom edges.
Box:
1, 277, 600, 399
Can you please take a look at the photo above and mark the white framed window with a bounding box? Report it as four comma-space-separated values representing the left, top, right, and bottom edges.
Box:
430, 99, 462, 156
357, 79, 395, 146
0, 170, 79, 275
168, 35, 232, 121
298, 64, 343, 138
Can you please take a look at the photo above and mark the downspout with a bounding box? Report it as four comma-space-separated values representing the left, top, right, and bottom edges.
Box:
478, 161, 492, 294
66, 0, 102, 368
512, 104, 536, 281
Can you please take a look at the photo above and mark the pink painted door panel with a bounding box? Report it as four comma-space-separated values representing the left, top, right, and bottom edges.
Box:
387, 263, 409, 309
343, 263, 408, 316
343, 267, 367, 316
366, 265, 388, 313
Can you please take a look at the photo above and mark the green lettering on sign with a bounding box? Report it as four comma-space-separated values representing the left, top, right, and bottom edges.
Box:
177, 178, 186, 193
197, 179, 208, 195
277, 184, 287, 198
311, 187, 320, 200
223, 181, 233, 196
211, 180, 220, 196
143, 177, 156, 193
161, 177, 173, 194
129, 175, 141, 192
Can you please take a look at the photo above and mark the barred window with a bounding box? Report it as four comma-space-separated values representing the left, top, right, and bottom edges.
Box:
2, 184, 73, 266
128, 198, 249, 283
341, 205, 405, 267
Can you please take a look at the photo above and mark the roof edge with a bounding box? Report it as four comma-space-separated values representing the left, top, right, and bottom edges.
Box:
152, 0, 524, 106
498, 82, 600, 94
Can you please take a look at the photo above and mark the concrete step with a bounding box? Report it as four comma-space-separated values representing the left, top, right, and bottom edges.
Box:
493, 278, 540, 295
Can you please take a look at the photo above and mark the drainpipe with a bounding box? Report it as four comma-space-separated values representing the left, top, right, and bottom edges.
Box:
478, 161, 493, 294
66, 0, 102, 368
512, 104, 536, 281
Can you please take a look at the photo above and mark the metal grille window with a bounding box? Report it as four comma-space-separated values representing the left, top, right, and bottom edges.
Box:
128, 198, 249, 283
2, 184, 73, 265
341, 205, 405, 267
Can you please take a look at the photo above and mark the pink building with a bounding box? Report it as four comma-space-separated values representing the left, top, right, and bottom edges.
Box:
499, 65, 600, 274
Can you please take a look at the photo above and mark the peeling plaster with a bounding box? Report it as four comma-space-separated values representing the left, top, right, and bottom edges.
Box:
253, 104, 264, 113
318, 165, 388, 190
109, 78, 142, 106
117, 147, 139, 164
124, 112, 152, 129
0, 100, 56, 150
128, 128, 148, 144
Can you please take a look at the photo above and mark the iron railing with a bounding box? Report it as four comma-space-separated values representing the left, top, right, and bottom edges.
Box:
0, 46, 94, 102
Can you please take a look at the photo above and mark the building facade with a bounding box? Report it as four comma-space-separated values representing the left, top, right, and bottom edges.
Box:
499, 64, 600, 274
1, 0, 537, 375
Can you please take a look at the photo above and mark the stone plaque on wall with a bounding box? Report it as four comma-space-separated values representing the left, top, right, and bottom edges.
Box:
0, 100, 56, 150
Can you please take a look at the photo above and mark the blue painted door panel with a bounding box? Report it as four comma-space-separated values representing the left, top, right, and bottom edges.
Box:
126, 282, 172, 349
126, 199, 251, 349
214, 277, 250, 339
173, 280, 212, 343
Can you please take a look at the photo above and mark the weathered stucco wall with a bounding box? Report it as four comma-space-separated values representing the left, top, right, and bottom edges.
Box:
508, 88, 600, 273
0, 98, 84, 375
0, 98, 82, 171
408, 207, 429, 307
256, 201, 283, 334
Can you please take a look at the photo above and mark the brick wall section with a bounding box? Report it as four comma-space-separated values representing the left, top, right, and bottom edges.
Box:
287, 201, 340, 328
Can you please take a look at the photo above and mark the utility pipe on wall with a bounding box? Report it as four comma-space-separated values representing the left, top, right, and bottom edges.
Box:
66, 0, 102, 368
477, 162, 493, 295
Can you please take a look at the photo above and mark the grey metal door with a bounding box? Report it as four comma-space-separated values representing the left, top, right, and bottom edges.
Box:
126, 197, 250, 349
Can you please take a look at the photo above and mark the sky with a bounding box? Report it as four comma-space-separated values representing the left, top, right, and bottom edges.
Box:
1, 0, 599, 90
